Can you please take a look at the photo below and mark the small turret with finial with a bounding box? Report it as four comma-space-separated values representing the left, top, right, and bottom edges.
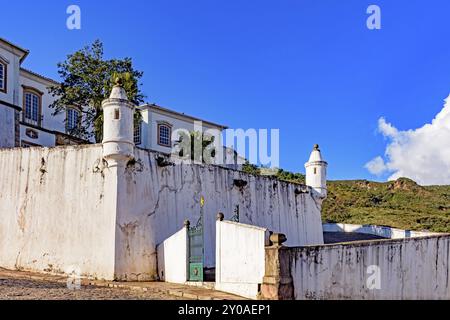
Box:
305, 144, 328, 200
101, 75, 136, 166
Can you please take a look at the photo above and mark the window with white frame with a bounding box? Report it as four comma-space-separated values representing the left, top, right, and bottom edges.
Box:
134, 121, 142, 145
67, 108, 81, 132
158, 123, 172, 147
24, 90, 41, 126
0, 62, 6, 93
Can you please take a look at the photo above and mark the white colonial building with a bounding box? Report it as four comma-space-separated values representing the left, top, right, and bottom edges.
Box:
0, 38, 229, 158
0, 38, 87, 148
136, 103, 226, 153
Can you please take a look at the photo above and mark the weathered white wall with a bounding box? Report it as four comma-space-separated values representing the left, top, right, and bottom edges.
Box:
215, 220, 268, 299
156, 226, 188, 284
113, 148, 324, 280
0, 145, 117, 280
290, 235, 450, 300
0, 144, 324, 281
323, 223, 440, 239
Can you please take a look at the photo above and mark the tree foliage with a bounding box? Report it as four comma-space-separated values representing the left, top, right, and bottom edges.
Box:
276, 169, 305, 184
176, 131, 216, 163
48, 40, 145, 142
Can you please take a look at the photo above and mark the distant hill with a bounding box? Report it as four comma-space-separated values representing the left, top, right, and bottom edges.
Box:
242, 164, 450, 232
324, 178, 450, 233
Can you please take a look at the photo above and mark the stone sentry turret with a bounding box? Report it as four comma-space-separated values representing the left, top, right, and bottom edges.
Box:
305, 144, 328, 200
102, 78, 135, 166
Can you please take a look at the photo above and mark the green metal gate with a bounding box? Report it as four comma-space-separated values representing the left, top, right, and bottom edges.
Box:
188, 196, 205, 282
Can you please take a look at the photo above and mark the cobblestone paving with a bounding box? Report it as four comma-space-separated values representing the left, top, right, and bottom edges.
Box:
0, 277, 186, 300
0, 268, 242, 300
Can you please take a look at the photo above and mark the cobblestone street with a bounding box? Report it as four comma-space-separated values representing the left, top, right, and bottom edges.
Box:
0, 278, 185, 300
0, 268, 242, 300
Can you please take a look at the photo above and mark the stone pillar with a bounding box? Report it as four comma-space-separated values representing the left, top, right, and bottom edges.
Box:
259, 233, 294, 300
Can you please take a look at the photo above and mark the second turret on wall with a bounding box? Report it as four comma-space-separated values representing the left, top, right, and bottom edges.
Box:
305, 144, 328, 200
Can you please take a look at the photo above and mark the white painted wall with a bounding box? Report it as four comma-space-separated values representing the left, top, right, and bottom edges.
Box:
323, 223, 441, 239
112, 147, 324, 280
0, 145, 117, 280
290, 235, 450, 300
0, 143, 324, 281
0, 42, 22, 148
0, 43, 22, 106
215, 220, 269, 299
138, 107, 150, 148
0, 107, 15, 148
156, 226, 188, 284
20, 124, 55, 147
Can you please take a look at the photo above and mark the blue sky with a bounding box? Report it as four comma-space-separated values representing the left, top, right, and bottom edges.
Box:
2, 0, 450, 181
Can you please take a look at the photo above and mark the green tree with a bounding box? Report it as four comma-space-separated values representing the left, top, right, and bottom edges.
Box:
176, 131, 216, 163
48, 40, 145, 142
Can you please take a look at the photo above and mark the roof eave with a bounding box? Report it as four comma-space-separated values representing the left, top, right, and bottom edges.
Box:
19, 51, 30, 64
0, 38, 30, 64
139, 103, 228, 130
20, 68, 60, 86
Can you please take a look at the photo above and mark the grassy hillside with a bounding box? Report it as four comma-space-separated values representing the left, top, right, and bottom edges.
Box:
242, 164, 450, 232
324, 178, 450, 233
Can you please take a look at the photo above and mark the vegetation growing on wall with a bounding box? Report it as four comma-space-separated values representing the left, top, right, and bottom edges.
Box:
242, 163, 306, 185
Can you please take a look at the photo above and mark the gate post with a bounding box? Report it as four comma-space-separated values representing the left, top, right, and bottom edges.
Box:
184, 220, 191, 282
259, 233, 294, 300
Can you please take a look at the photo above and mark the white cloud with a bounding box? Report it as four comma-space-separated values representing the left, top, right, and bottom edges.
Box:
365, 95, 450, 186
365, 156, 387, 176
378, 117, 399, 138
